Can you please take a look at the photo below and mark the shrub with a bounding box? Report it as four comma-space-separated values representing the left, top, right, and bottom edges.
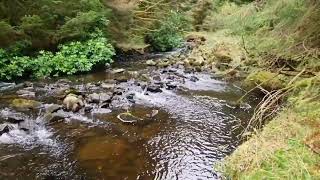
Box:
0, 31, 115, 80
58, 11, 109, 40
0, 49, 31, 80
33, 32, 115, 77
146, 11, 189, 52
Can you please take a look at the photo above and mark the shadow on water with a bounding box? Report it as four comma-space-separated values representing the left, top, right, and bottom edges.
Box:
0, 57, 258, 179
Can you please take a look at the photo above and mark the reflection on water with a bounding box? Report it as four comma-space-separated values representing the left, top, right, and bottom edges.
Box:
0, 59, 257, 179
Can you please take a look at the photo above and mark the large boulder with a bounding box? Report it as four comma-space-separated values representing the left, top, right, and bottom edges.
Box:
0, 108, 27, 123
11, 98, 41, 110
63, 94, 84, 112
87, 93, 112, 104
43, 111, 69, 124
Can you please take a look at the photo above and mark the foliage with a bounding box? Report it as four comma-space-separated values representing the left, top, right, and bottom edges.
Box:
0, 49, 31, 80
0, 0, 110, 50
58, 11, 109, 41
204, 0, 320, 71
146, 11, 189, 52
0, 32, 115, 80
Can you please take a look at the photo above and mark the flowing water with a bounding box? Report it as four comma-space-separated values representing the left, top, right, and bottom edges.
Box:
0, 57, 257, 180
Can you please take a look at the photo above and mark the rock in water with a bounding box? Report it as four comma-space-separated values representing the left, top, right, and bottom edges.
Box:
43, 111, 69, 124
117, 113, 142, 124
0, 123, 16, 135
146, 60, 157, 66
101, 83, 115, 90
87, 93, 100, 104
63, 94, 84, 112
146, 110, 159, 118
0, 82, 16, 92
0, 109, 27, 123
112, 68, 125, 74
11, 99, 41, 110
190, 76, 199, 82
147, 84, 162, 93
16, 89, 36, 98
45, 104, 62, 113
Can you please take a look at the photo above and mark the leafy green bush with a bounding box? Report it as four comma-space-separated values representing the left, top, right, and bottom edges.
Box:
58, 11, 109, 40
0, 0, 111, 51
0, 32, 115, 80
0, 49, 31, 80
146, 11, 189, 52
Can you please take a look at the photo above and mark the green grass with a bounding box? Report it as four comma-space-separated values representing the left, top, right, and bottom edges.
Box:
220, 77, 320, 179
204, 0, 320, 70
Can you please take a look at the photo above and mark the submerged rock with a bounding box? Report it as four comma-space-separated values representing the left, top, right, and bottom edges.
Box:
77, 136, 130, 161
63, 94, 84, 112
146, 110, 159, 118
147, 84, 162, 93
117, 113, 142, 124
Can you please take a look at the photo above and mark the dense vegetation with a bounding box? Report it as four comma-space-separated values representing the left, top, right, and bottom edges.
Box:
201, 0, 320, 179
0, 0, 115, 80
0, 0, 319, 179
145, 11, 189, 51
0, 0, 189, 80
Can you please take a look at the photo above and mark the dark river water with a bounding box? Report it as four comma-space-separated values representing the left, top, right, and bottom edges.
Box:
0, 58, 257, 179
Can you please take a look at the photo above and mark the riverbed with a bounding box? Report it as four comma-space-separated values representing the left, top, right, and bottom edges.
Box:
0, 56, 257, 179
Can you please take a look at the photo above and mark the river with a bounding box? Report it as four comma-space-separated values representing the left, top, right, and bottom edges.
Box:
0, 56, 257, 179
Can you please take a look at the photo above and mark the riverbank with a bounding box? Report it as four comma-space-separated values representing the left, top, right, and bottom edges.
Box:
190, 28, 320, 180
190, 0, 320, 178
221, 77, 320, 179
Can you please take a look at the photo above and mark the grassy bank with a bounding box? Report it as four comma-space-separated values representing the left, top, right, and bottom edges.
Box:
221, 77, 320, 179
194, 0, 320, 179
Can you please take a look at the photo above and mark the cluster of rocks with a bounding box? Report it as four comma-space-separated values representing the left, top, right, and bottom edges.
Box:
0, 108, 30, 135
144, 34, 247, 81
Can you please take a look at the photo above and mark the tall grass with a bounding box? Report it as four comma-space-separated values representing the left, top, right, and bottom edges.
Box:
205, 0, 320, 71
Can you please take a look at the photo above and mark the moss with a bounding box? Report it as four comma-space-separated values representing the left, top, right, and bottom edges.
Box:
244, 71, 286, 91
11, 98, 41, 110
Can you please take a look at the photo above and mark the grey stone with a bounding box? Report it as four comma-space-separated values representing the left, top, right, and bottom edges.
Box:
147, 84, 162, 93
112, 68, 125, 74
0, 123, 16, 135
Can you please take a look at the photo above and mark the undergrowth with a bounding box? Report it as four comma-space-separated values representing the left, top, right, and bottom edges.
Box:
204, 0, 320, 71
204, 0, 320, 179
0, 31, 115, 80
220, 76, 320, 179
